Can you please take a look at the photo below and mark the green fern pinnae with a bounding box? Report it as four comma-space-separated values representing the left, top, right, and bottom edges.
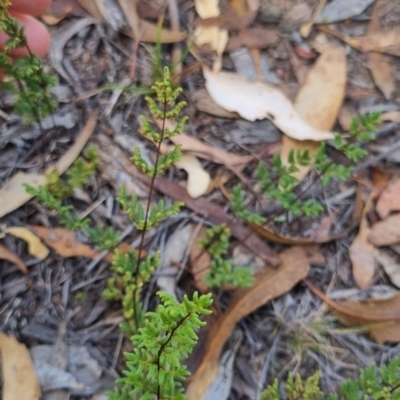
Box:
108, 292, 212, 400
199, 224, 230, 258
233, 114, 380, 226
117, 185, 183, 231
199, 224, 254, 288
103, 250, 161, 335
231, 184, 267, 225
261, 357, 400, 400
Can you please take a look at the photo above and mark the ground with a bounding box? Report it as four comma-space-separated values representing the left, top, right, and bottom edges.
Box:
1, 0, 400, 398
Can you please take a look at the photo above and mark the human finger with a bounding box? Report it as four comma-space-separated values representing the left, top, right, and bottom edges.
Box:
9, 0, 52, 17
0, 12, 51, 57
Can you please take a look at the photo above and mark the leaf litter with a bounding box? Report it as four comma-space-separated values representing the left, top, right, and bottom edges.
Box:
6, 0, 400, 397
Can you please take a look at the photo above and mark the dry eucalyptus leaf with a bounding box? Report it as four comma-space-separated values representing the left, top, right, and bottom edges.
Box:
350, 218, 376, 288
203, 68, 334, 141
374, 249, 400, 289
193, 89, 240, 118
367, 0, 395, 100
5, 227, 49, 260
306, 281, 400, 343
280, 42, 346, 181
190, 226, 212, 293
381, 111, 400, 123
186, 247, 324, 400
369, 213, 400, 246
321, 26, 400, 57
226, 27, 279, 51
334, 293, 400, 344
0, 332, 41, 400
0, 112, 98, 218
376, 179, 400, 219
29, 225, 136, 262
0, 244, 28, 274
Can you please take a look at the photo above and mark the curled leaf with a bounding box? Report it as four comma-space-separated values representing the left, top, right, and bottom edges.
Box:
203, 68, 334, 141
5, 227, 49, 260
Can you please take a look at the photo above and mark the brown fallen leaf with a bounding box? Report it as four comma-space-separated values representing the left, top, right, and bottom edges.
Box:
0, 332, 41, 400
4, 227, 50, 260
226, 27, 280, 51
0, 112, 98, 219
248, 217, 360, 245
305, 280, 400, 343
191, 12, 256, 31
154, 118, 254, 166
281, 40, 346, 181
29, 225, 138, 262
319, 25, 400, 57
76, 0, 185, 43
369, 213, 400, 246
381, 110, 400, 123
371, 166, 390, 192
367, 0, 395, 100
193, 89, 240, 119
95, 134, 279, 266
186, 247, 324, 399
376, 179, 400, 219
190, 227, 212, 293
171, 132, 253, 167
75, 0, 104, 19
0, 244, 28, 274
350, 217, 375, 288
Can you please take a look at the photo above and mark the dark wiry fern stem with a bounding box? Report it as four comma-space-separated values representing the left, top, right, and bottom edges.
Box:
132, 94, 168, 331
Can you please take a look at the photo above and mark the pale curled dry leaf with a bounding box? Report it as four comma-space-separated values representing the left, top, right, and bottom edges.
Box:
376, 178, 400, 219
194, 0, 228, 71
175, 152, 211, 198
203, 68, 334, 140
0, 244, 28, 274
280, 43, 346, 181
4, 227, 49, 260
154, 118, 254, 166
0, 332, 41, 400
186, 247, 324, 400
350, 218, 376, 288
0, 112, 98, 218
369, 213, 400, 246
